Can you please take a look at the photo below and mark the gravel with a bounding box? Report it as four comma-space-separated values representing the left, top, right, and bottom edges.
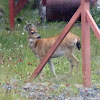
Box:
1, 80, 100, 100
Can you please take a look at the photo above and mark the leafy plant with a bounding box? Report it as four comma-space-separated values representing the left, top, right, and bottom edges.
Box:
91, 7, 100, 27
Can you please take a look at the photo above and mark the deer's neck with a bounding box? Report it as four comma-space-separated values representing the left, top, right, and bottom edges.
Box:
28, 38, 37, 49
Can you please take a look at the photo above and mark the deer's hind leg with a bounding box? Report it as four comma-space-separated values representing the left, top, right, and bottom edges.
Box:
67, 57, 74, 78
69, 54, 79, 73
65, 49, 79, 78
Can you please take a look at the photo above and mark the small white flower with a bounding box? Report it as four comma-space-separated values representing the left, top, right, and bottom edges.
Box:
9, 58, 12, 61
1, 65, 4, 68
14, 42, 17, 45
18, 24, 20, 26
15, 75, 17, 78
20, 44, 23, 48
22, 32, 25, 35
8, 31, 10, 33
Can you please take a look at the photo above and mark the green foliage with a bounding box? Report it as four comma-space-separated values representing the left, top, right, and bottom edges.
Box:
91, 7, 100, 27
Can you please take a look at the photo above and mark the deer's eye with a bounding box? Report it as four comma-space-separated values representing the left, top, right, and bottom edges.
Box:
31, 32, 34, 34
31, 31, 37, 34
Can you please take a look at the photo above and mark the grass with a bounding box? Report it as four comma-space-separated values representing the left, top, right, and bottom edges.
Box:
0, 0, 100, 99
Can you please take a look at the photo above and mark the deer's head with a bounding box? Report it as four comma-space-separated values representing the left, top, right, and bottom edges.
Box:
24, 22, 41, 39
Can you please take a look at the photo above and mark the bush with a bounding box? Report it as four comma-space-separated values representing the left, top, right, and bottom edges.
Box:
91, 7, 100, 28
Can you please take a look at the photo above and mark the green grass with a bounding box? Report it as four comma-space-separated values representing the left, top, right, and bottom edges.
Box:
0, 0, 100, 99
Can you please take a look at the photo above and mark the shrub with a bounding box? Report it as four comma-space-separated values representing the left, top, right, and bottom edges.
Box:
91, 7, 100, 28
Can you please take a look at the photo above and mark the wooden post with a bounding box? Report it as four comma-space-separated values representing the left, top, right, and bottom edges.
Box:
42, 0, 46, 6
9, 0, 15, 30
9, 0, 28, 30
15, 0, 28, 17
81, 0, 91, 87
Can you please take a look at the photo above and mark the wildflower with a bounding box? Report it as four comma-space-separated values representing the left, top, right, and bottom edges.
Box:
6, 76, 9, 78
29, 97, 33, 99
18, 24, 20, 26
66, 83, 69, 87
28, 62, 32, 65
20, 59, 23, 62
22, 32, 25, 35
8, 57, 12, 61
66, 93, 70, 95
14, 42, 17, 45
20, 44, 23, 48
18, 59, 23, 62
14, 90, 18, 94
45, 88, 48, 90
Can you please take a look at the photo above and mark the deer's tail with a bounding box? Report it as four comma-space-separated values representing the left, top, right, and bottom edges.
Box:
76, 40, 81, 50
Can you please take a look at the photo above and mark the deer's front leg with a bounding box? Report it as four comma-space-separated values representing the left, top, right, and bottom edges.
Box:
48, 59, 58, 80
39, 58, 44, 80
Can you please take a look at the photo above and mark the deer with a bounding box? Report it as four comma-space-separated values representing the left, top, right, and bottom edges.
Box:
24, 23, 81, 80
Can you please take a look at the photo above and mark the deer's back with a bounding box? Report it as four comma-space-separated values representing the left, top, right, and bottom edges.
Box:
33, 32, 79, 58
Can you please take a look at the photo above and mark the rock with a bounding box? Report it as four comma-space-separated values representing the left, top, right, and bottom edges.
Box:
79, 88, 98, 98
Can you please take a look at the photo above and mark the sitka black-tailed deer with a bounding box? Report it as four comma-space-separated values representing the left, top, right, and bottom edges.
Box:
24, 23, 81, 80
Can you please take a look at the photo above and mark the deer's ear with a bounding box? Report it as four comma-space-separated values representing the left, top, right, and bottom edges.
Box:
24, 21, 32, 31
24, 25, 30, 32
24, 23, 32, 32
35, 19, 40, 27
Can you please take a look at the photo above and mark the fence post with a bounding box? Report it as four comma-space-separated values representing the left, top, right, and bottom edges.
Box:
81, 0, 91, 87
9, 0, 15, 30
42, 0, 46, 6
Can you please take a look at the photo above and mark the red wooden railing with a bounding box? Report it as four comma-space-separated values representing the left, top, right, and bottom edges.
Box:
9, 0, 28, 30
28, 0, 100, 87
